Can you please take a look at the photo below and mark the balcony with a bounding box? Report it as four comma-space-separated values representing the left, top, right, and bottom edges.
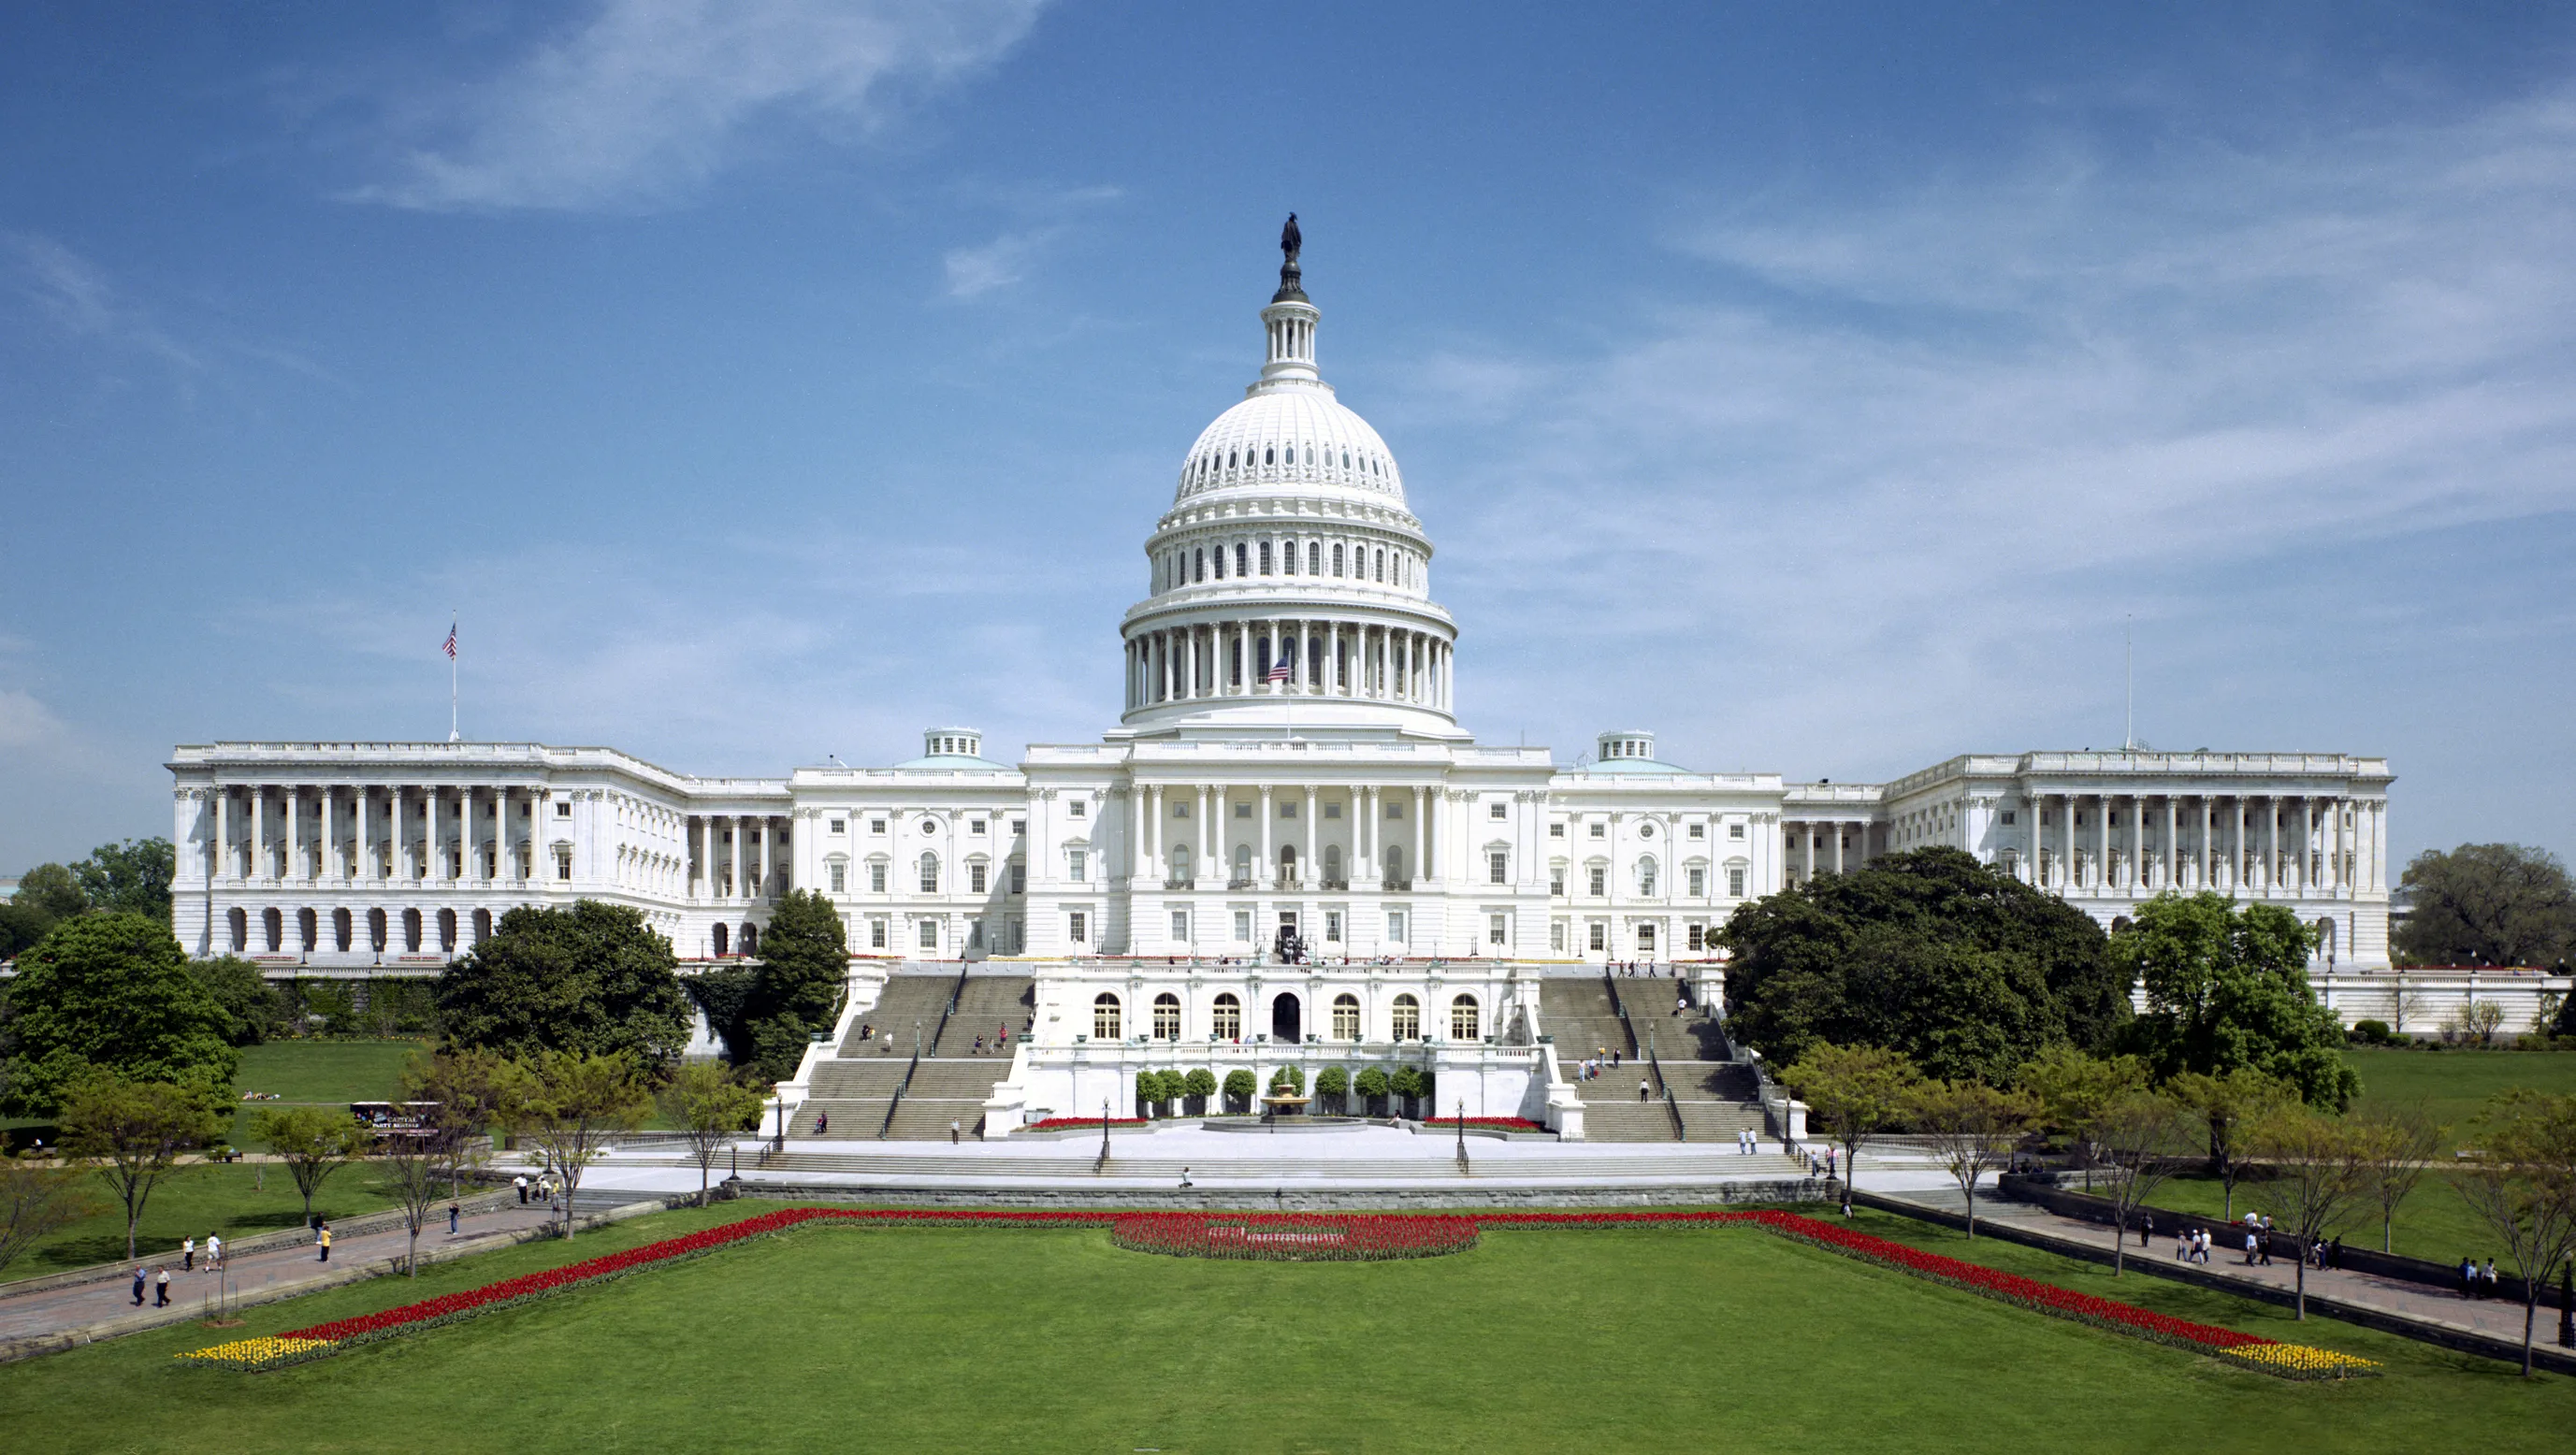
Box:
1381, 878, 1412, 891
1164, 877, 1196, 890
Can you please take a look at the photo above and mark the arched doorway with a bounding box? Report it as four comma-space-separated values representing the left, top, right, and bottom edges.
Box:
712, 922, 729, 957
1270, 992, 1301, 1043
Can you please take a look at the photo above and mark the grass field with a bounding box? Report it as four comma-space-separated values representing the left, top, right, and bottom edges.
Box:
228, 1040, 428, 1149
7, 1161, 402, 1276
2147, 1172, 2495, 1264
2, 1203, 2571, 1455
2347, 1047, 2576, 1147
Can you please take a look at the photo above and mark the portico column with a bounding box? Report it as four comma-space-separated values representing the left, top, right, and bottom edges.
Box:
214, 790, 231, 883
1418, 785, 1433, 885
250, 787, 268, 882
2163, 796, 2178, 891
1258, 785, 1274, 882
729, 815, 744, 900
1832, 820, 1845, 875
1357, 785, 1376, 882
1303, 785, 1317, 886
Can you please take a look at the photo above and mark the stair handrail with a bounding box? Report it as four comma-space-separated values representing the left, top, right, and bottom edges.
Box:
879, 1030, 922, 1141
1646, 1028, 1686, 1141
923, 960, 971, 1058
1599, 970, 1640, 1056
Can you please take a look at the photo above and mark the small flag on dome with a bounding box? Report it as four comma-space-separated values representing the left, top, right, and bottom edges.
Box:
1265, 650, 1293, 684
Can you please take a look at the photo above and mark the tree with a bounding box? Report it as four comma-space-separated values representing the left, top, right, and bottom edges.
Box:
376, 1126, 446, 1278
1718, 848, 2127, 1085
0, 1160, 100, 1276
70, 838, 176, 921
1389, 1065, 1423, 1118
737, 891, 849, 1081
2118, 893, 2357, 1111
251, 1105, 369, 1225
2395, 844, 2576, 970
1135, 1069, 1166, 1117
2165, 1067, 2293, 1219
400, 1047, 511, 1198
435, 901, 692, 1075
2351, 1105, 2443, 1254
2442, 1000, 2507, 1047
2016, 1046, 2148, 1192
0, 912, 237, 1116
58, 1073, 228, 1259
1353, 1066, 1388, 1117
188, 956, 282, 1046
2091, 1089, 2198, 1276
1183, 1067, 1218, 1116
502, 1051, 649, 1240
1314, 1065, 1350, 1116
2247, 1103, 2372, 1320
1910, 1079, 2036, 1238
2456, 1089, 2576, 1376
1223, 1068, 1257, 1113
1780, 1042, 1924, 1217
660, 1059, 764, 1207
0, 863, 84, 960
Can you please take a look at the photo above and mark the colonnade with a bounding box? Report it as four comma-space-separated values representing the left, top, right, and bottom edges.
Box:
684, 814, 793, 901
204, 784, 551, 888
1785, 819, 1873, 882
1128, 782, 1438, 892
1127, 620, 1451, 713
2019, 792, 2384, 897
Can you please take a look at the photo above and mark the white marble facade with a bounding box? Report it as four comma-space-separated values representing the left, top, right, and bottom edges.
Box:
166, 249, 2397, 1003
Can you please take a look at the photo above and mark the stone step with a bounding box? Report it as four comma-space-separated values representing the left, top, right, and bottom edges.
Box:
738, 1150, 1812, 1181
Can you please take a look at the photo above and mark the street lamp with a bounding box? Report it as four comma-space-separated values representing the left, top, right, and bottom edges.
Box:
1455, 1097, 1469, 1174
1097, 1098, 1112, 1173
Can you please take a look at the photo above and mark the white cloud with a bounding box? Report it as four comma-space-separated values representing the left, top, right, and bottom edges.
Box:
5, 233, 203, 375
353, 0, 1049, 212
943, 227, 1054, 297
0, 688, 68, 752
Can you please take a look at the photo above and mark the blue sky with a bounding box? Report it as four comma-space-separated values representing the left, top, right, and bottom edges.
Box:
5, 3, 2574, 874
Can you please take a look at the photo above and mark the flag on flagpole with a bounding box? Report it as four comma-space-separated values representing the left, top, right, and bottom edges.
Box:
1264, 649, 1293, 684
442, 622, 457, 659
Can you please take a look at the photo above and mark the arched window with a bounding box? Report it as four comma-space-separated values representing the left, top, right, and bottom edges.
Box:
1152, 992, 1181, 1040
1278, 844, 1296, 881
1212, 992, 1242, 1040
1194, 548, 1205, 582
402, 907, 423, 952
1281, 538, 1296, 574
1391, 994, 1421, 1041
740, 923, 760, 957
333, 907, 353, 952
1235, 542, 1248, 576
1374, 548, 1385, 581
1260, 540, 1273, 574
919, 852, 939, 893
438, 908, 457, 952
1451, 995, 1480, 1041
1167, 843, 1192, 886
1332, 993, 1361, 1041
1332, 543, 1344, 576
1264, 445, 1275, 466
1093, 993, 1122, 1040
712, 922, 729, 957
1308, 541, 1321, 573
366, 907, 386, 952
262, 907, 282, 953
1232, 843, 1252, 885
1214, 545, 1226, 579
1324, 843, 1343, 884
226, 906, 247, 952
297, 907, 317, 951
1638, 856, 1658, 897
1341, 449, 1352, 468
1226, 450, 1237, 468
1382, 844, 1406, 885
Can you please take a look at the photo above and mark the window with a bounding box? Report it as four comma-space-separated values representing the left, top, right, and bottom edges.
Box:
1374, 548, 1385, 581
1308, 542, 1321, 573
1452, 994, 1481, 1039
1171, 909, 1190, 941
1638, 923, 1657, 952
1324, 801, 1341, 819
1392, 994, 1421, 1040
1729, 822, 1744, 840
1687, 823, 1704, 840
918, 853, 939, 893
1280, 800, 1297, 818
1639, 822, 1655, 839
1488, 850, 1508, 886
1234, 910, 1252, 941
830, 819, 846, 835
1551, 868, 1567, 896
1068, 911, 1087, 944
1212, 994, 1241, 1039
1638, 857, 1658, 896
1385, 910, 1407, 943
869, 918, 888, 948
555, 848, 572, 881
1385, 800, 1404, 820
1152, 993, 1181, 1039
1689, 924, 1707, 951
1010, 862, 1026, 894
919, 919, 939, 950
1235, 543, 1248, 576
1069, 800, 1085, 819
1486, 915, 1507, 947
1093, 993, 1121, 1039
1332, 994, 1361, 1041
1589, 822, 1606, 839
1067, 848, 1087, 882
970, 862, 988, 894
1728, 867, 1746, 897
1283, 539, 1297, 574
1194, 549, 1206, 582
1588, 922, 1608, 951
871, 819, 887, 834
1588, 866, 1607, 896
1324, 910, 1342, 942
1687, 866, 1705, 897
829, 862, 847, 893
557, 800, 572, 817
971, 819, 986, 834
1233, 801, 1252, 819
2001, 810, 2017, 826
1551, 920, 1568, 952
1260, 541, 1273, 574
1214, 546, 1226, 580
1011, 819, 1026, 836
1332, 543, 1344, 576
919, 818, 937, 835
1489, 801, 1507, 820
1173, 800, 1191, 818
870, 861, 888, 893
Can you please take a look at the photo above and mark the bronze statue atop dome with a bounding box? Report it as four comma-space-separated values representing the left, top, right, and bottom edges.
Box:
1281, 212, 1301, 266
1274, 211, 1308, 303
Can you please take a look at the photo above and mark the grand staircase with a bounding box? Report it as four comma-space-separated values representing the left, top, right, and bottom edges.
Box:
1541, 975, 1768, 1145
791, 969, 1030, 1139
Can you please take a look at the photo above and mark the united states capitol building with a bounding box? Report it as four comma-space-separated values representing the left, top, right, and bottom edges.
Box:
165, 233, 2405, 1127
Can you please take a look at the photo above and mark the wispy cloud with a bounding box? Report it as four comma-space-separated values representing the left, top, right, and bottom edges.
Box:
6, 233, 203, 376
352, 0, 1049, 212
944, 227, 1056, 297
940, 184, 1122, 298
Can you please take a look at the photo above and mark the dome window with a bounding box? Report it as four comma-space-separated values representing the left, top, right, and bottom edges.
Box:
1264, 446, 1275, 466
1194, 549, 1206, 583
1227, 451, 1237, 468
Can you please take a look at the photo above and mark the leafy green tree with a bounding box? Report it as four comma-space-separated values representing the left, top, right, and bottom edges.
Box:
1314, 1065, 1350, 1114
2090, 1089, 2198, 1275
2248, 1103, 2374, 1321
1135, 1069, 1165, 1116
70, 838, 175, 921
2394, 843, 2576, 970
2165, 1066, 2293, 1219
499, 1050, 651, 1240
2117, 893, 2356, 1110
0, 1160, 100, 1276
434, 901, 691, 1075
1781, 1043, 1925, 1215
1910, 1078, 2037, 1238
660, 1059, 765, 1206
1, 912, 237, 1116
680, 964, 758, 1061
1183, 1067, 1218, 1115
189, 955, 283, 1046
1267, 1064, 1306, 1096
2016, 1046, 2148, 1190
251, 1104, 369, 1224
1718, 848, 2127, 1084
2458, 1089, 2576, 1376
0, 864, 85, 959
400, 1047, 512, 1198
1223, 1068, 1257, 1113
1354, 1065, 1390, 1116
59, 1072, 230, 1258
1390, 1065, 1425, 1117
737, 890, 849, 1080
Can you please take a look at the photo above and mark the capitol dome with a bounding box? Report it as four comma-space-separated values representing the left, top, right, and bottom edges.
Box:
1172, 379, 1407, 509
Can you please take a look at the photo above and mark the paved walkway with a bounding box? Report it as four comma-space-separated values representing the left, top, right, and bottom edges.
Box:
0, 1190, 641, 1360
1854, 1165, 2573, 1354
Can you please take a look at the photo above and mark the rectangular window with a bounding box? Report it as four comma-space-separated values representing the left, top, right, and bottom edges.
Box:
1173, 801, 1191, 818
918, 919, 938, 950
1234, 910, 1252, 942
1069, 801, 1085, 819
1385, 911, 1407, 943
1487, 914, 1507, 946
1729, 822, 1744, 840
829, 819, 846, 835
1324, 802, 1341, 819
1171, 910, 1190, 941
1011, 819, 1026, 836
1324, 910, 1342, 942
869, 918, 888, 948
1551, 920, 1568, 952
1067, 849, 1086, 882
1386, 800, 1404, 820
1587, 922, 1607, 951
829, 862, 847, 893
1589, 823, 1605, 839
1638, 923, 1657, 951
1010, 863, 1026, 894
2001, 811, 2017, 826
968, 920, 984, 950
869, 862, 888, 893
1728, 867, 1746, 897
1280, 800, 1297, 818
1550, 822, 1566, 838
1589, 866, 1607, 896
1550, 869, 1566, 896
970, 863, 987, 894
1488, 850, 1508, 885
1489, 801, 1507, 819
555, 848, 572, 881
1687, 867, 1705, 897
971, 819, 986, 834
1067, 911, 1087, 944
1688, 923, 1706, 951
556, 801, 572, 818
871, 819, 887, 834
1687, 823, 1704, 840
1236, 802, 1252, 818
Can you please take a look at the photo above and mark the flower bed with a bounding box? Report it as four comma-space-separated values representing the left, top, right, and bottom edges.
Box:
1417, 1116, 1549, 1132
1022, 1116, 1150, 1131
177, 1206, 2371, 1380
1110, 1213, 1477, 1261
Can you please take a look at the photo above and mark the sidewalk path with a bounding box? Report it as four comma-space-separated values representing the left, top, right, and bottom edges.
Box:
0, 1190, 647, 1361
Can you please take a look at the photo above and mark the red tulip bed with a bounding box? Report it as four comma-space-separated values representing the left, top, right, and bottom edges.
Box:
1110, 1213, 1479, 1261
1418, 1116, 1549, 1132
1024, 1116, 1149, 1131
176, 1205, 2373, 1379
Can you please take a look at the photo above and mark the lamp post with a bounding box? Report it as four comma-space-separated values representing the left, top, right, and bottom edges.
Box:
1455, 1097, 1469, 1174
1097, 1098, 1112, 1173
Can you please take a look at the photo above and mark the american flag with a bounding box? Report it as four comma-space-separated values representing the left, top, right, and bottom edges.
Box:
1264, 649, 1293, 684
442, 623, 457, 659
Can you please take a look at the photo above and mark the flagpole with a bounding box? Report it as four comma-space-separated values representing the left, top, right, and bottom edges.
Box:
448, 612, 459, 742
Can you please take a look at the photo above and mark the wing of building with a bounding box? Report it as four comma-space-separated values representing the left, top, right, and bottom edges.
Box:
165, 236, 2402, 1126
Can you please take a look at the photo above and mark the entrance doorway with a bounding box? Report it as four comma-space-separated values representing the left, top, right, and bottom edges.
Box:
1270, 992, 1301, 1043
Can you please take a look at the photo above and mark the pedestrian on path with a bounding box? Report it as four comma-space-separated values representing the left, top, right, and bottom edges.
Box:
130, 1267, 146, 1306
950, 1119, 962, 1145
515, 1174, 528, 1205
2245, 1230, 2259, 1265
181, 1236, 195, 1272
1179, 1166, 1194, 1188
153, 1267, 170, 1307
1638, 1078, 1651, 1102
448, 1202, 460, 1236
316, 1224, 332, 1263
2139, 1216, 2152, 1249
207, 1233, 222, 1271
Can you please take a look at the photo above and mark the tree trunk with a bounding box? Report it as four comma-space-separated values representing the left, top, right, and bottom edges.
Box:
407, 1225, 420, 1277
2294, 1247, 2307, 1320
2524, 1294, 2540, 1377
1962, 1182, 1976, 1239
2113, 1213, 2126, 1276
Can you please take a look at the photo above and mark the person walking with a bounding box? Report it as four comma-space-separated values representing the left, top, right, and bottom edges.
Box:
181, 1236, 195, 1272
950, 1119, 962, 1145
207, 1232, 222, 1271
2245, 1229, 2260, 1265
815, 1111, 829, 1135
318, 1223, 334, 1262
448, 1202, 461, 1236
1638, 1078, 1651, 1102
153, 1266, 171, 1307
515, 1174, 528, 1205
1179, 1166, 1194, 1188
131, 1266, 147, 1306
2139, 1215, 2152, 1249
2485, 1259, 2500, 1297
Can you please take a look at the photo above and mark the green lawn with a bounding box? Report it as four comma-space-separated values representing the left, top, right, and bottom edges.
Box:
3, 1203, 2571, 1454
2145, 1171, 2504, 1265
2347, 1047, 2576, 1149
229, 1039, 428, 1148
5, 1161, 401, 1277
